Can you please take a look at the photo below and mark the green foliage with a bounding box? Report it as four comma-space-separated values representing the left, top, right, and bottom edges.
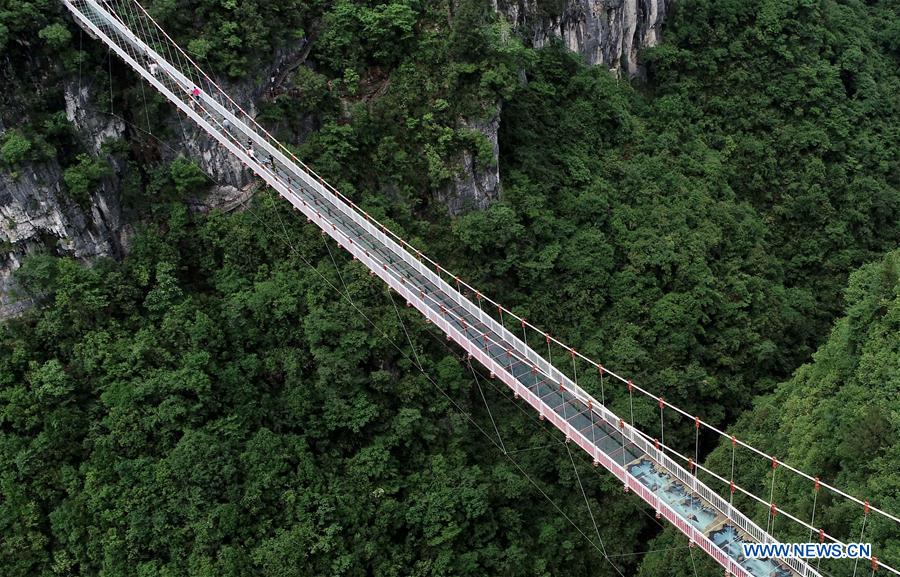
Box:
316, 0, 422, 73
363, 2, 418, 64
37, 22, 71, 51
0, 131, 33, 166
0, 200, 646, 577
291, 66, 330, 111
0, 2, 86, 174
1, 128, 57, 166
63, 153, 110, 207
311, 0, 419, 73
647, 250, 900, 576
1, 0, 899, 575
0, 0, 55, 38
148, 0, 310, 78
422, 0, 900, 447
169, 158, 208, 197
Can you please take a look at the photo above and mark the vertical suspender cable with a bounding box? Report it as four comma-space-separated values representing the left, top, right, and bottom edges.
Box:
620, 417, 627, 490
599, 366, 606, 406
659, 398, 665, 451
138, 75, 152, 133
853, 503, 871, 577
694, 416, 700, 523
78, 28, 83, 96
572, 349, 578, 394
729, 436, 736, 510
808, 477, 820, 542
767, 458, 778, 536
628, 380, 635, 427
108, 48, 114, 114
569, 350, 578, 442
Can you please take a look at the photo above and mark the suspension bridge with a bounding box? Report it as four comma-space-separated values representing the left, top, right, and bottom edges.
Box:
61, 2, 898, 576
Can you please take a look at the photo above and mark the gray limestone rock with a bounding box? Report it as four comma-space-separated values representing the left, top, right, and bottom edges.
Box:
438, 109, 502, 216
497, 0, 670, 78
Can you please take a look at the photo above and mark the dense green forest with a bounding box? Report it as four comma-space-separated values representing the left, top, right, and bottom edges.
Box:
638, 249, 900, 577
3, 199, 644, 576
1, 0, 898, 575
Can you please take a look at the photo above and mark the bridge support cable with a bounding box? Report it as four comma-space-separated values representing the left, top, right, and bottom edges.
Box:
424, 319, 742, 576
467, 359, 508, 455
659, 398, 665, 455
688, 545, 701, 577
419, 303, 752, 576
808, 479, 820, 542
108, 48, 114, 114
566, 443, 625, 577
854, 506, 871, 577
421, 271, 897, 538
729, 437, 737, 509
767, 460, 779, 537
598, 365, 606, 406
62, 2, 898, 575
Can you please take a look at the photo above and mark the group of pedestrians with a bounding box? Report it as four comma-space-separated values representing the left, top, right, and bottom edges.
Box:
143, 52, 282, 185
144, 55, 203, 112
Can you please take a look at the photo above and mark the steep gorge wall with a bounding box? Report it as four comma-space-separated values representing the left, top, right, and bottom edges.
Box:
0, 79, 249, 316
496, 0, 670, 77
440, 106, 502, 216
0, 84, 125, 316
440, 0, 671, 214
0, 38, 313, 315
0, 3, 672, 309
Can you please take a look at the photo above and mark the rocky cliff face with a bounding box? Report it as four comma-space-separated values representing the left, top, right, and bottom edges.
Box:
439, 0, 670, 214
496, 0, 670, 77
0, 72, 260, 315
0, 39, 308, 314
0, 83, 129, 317
439, 107, 502, 216
1, 2, 671, 311
0, 156, 126, 316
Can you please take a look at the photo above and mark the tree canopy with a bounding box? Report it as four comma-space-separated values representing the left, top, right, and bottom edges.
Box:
639, 249, 900, 577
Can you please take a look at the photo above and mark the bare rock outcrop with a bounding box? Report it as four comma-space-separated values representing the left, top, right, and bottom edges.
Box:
497, 0, 670, 77
438, 109, 502, 216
